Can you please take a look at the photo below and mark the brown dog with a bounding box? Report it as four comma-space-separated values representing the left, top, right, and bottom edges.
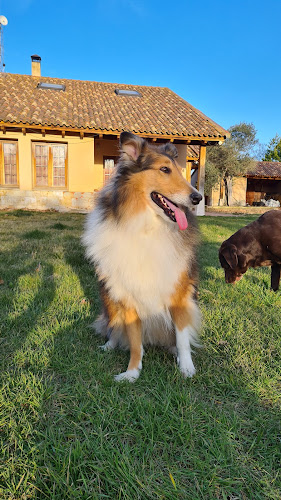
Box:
219, 210, 281, 291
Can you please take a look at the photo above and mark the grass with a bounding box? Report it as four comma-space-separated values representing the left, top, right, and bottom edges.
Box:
0, 210, 280, 499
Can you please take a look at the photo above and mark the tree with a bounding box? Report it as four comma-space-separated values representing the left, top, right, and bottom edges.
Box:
205, 122, 258, 205
263, 135, 281, 161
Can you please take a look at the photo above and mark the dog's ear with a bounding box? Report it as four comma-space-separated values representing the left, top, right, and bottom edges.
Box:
237, 252, 247, 269
220, 244, 238, 269
159, 142, 178, 159
119, 132, 146, 161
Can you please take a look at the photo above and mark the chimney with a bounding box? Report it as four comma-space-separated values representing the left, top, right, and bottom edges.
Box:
31, 54, 41, 76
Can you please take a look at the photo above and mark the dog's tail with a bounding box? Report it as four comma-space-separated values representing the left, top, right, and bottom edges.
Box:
91, 313, 129, 350
90, 314, 109, 338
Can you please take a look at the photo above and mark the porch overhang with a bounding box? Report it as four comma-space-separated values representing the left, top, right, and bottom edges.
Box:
0, 121, 228, 145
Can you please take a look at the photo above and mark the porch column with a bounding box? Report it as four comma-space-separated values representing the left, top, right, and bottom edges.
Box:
186, 161, 191, 183
196, 144, 206, 216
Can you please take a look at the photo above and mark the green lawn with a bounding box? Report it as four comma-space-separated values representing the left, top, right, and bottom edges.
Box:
0, 210, 280, 499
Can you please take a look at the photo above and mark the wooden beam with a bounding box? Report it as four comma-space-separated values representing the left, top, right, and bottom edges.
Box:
219, 179, 224, 201
61, 130, 65, 138
99, 134, 103, 139
246, 175, 281, 180
22, 127, 26, 135
80, 132, 84, 140
1, 126, 6, 134
196, 145, 206, 216
41, 128, 46, 137
186, 162, 191, 183
0, 121, 230, 143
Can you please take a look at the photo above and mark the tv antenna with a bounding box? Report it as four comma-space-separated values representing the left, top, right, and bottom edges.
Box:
0, 15, 8, 72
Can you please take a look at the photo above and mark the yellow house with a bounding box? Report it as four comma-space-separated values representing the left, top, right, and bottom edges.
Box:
0, 55, 228, 214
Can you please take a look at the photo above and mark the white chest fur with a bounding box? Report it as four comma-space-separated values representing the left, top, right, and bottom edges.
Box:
83, 208, 190, 318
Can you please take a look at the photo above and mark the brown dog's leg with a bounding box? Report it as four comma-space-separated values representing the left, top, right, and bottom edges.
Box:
271, 263, 281, 291
114, 308, 143, 382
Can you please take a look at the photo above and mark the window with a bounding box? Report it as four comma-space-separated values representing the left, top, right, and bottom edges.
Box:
0, 141, 18, 186
33, 142, 67, 188
103, 156, 117, 185
115, 89, 141, 97
37, 82, 65, 91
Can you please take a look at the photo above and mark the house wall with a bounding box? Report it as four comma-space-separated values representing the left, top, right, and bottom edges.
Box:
0, 130, 97, 211
175, 144, 187, 170
210, 177, 247, 206
232, 177, 247, 206
0, 132, 188, 211
210, 182, 222, 206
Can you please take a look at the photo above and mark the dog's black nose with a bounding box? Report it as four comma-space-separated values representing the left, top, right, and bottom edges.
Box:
190, 192, 202, 205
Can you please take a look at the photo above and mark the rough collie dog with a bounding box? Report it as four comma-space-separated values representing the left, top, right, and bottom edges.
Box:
82, 132, 202, 382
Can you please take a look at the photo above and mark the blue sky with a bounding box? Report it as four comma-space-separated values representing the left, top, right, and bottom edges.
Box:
0, 0, 280, 151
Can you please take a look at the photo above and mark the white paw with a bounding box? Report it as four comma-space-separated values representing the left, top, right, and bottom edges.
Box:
177, 357, 196, 378
180, 365, 196, 378
114, 368, 140, 383
99, 340, 114, 351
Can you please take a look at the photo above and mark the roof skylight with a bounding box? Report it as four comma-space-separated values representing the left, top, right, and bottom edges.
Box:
37, 82, 65, 91
115, 89, 141, 97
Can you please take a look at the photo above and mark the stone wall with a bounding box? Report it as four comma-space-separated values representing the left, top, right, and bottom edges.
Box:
0, 189, 96, 212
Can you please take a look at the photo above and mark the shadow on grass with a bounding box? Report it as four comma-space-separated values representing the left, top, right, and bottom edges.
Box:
41, 320, 281, 498
0, 244, 56, 373
50, 222, 75, 231
10, 209, 35, 217
63, 234, 101, 317
23, 229, 49, 239
37, 229, 280, 499
0, 214, 280, 499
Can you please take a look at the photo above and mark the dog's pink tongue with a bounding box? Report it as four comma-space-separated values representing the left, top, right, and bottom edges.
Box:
165, 198, 188, 231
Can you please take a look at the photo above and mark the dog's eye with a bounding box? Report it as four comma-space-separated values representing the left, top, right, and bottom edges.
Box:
160, 166, 171, 174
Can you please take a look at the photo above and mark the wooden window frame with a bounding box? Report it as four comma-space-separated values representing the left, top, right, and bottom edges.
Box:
0, 140, 19, 187
32, 141, 68, 189
103, 156, 117, 185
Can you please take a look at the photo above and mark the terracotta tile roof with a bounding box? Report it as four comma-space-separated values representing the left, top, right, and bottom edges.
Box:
247, 161, 281, 179
186, 145, 199, 158
0, 73, 228, 140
